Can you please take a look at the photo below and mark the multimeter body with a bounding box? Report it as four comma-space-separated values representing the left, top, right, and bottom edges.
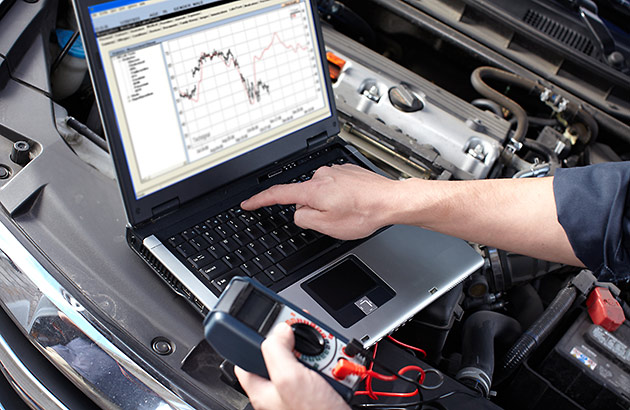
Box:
203, 276, 364, 401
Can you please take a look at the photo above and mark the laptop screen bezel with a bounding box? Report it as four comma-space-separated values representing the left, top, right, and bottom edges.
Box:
73, 0, 340, 226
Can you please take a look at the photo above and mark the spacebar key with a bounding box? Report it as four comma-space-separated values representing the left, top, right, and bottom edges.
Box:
277, 236, 337, 274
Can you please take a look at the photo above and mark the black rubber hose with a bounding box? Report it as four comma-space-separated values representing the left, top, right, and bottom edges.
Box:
502, 286, 577, 371
507, 284, 544, 330
456, 311, 522, 397
575, 106, 599, 143
528, 116, 558, 127
66, 117, 109, 153
471, 98, 504, 117
471, 67, 543, 144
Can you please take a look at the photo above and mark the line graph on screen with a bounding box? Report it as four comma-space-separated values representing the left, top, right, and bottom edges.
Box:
164, 4, 324, 157
177, 32, 308, 104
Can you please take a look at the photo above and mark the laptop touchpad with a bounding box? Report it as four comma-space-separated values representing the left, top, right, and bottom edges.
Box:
301, 255, 395, 328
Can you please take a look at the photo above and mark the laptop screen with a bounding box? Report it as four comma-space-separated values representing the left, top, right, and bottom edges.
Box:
89, 0, 331, 199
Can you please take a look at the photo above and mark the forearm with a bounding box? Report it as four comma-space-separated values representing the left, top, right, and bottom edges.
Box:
388, 177, 584, 267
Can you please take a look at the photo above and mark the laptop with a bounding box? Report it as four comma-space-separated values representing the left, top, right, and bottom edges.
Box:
73, 0, 483, 346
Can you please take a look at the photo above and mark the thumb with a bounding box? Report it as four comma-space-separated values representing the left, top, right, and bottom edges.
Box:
293, 206, 329, 231
265, 322, 295, 350
262, 322, 305, 380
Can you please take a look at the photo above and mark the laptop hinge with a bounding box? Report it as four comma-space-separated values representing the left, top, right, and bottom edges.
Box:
306, 132, 329, 150
152, 197, 180, 219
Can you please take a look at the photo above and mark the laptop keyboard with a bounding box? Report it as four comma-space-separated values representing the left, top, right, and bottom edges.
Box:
165, 153, 349, 297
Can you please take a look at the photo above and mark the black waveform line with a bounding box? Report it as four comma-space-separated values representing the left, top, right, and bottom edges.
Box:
179, 49, 270, 103
177, 32, 307, 104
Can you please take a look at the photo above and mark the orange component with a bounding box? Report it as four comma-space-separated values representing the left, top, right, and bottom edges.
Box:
326, 52, 346, 82
332, 359, 366, 380
587, 287, 625, 332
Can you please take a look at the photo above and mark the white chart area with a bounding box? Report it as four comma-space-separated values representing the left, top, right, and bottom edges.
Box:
164, 3, 326, 162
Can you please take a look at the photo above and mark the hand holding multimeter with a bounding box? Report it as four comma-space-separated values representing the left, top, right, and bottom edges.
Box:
203, 277, 365, 402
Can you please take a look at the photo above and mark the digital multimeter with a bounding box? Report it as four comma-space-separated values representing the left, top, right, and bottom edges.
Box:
203, 276, 365, 401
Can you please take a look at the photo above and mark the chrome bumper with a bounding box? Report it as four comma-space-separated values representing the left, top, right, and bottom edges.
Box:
0, 220, 195, 410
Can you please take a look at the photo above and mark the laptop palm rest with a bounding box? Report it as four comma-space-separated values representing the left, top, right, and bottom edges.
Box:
279, 224, 483, 347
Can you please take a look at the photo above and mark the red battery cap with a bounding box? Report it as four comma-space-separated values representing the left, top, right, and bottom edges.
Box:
586, 287, 625, 332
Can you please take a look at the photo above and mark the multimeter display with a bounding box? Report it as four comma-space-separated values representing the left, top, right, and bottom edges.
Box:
235, 291, 276, 331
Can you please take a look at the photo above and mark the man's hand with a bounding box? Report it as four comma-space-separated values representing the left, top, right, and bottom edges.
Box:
241, 164, 583, 267
241, 164, 398, 240
234, 322, 350, 410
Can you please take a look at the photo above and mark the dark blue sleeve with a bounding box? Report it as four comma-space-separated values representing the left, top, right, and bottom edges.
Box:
553, 162, 630, 282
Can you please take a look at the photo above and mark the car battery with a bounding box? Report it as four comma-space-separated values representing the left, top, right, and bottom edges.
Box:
537, 311, 630, 409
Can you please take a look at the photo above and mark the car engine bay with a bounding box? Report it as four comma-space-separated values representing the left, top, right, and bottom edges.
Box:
1, 0, 630, 408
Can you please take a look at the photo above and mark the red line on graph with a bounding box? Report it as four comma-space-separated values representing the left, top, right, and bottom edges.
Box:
179, 32, 309, 104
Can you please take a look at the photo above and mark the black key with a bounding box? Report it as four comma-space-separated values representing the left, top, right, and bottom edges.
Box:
168, 235, 184, 247
220, 237, 240, 253
244, 225, 264, 240
282, 223, 301, 237
202, 231, 219, 244
228, 219, 244, 233
235, 247, 255, 262
277, 209, 291, 222
208, 244, 227, 259
252, 255, 273, 270
277, 236, 337, 274
267, 215, 283, 228
188, 251, 211, 269
253, 272, 273, 287
264, 205, 280, 215
238, 213, 258, 226
189, 236, 209, 251
216, 213, 231, 223
215, 225, 231, 238
199, 260, 229, 280
264, 248, 284, 264
300, 230, 318, 244
176, 242, 196, 258
287, 236, 306, 250
206, 217, 221, 226
247, 240, 266, 256
211, 276, 231, 293
229, 208, 244, 218
270, 229, 289, 243
259, 234, 279, 249
241, 261, 261, 277
211, 268, 244, 293
276, 242, 295, 257
222, 253, 239, 268
181, 229, 198, 241
257, 219, 275, 234
194, 223, 212, 234
253, 209, 270, 219
264, 267, 285, 282
232, 232, 247, 246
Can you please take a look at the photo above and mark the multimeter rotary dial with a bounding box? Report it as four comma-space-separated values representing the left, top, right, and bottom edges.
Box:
288, 320, 335, 366
291, 322, 326, 356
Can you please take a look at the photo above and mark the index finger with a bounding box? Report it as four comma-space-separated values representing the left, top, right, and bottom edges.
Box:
241, 183, 312, 210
